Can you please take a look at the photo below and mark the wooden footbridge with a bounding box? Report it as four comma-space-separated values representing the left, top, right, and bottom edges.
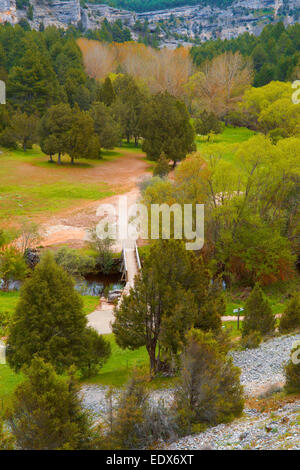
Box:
120, 239, 141, 296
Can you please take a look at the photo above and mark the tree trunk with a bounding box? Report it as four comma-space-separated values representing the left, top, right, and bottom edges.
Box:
58, 153, 61, 165
134, 136, 138, 147
71, 156, 74, 165
49, 154, 53, 163
147, 343, 158, 378
172, 160, 177, 169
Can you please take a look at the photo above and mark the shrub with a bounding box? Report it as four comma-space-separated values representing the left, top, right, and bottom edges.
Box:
0, 128, 18, 149
173, 329, 244, 435
107, 371, 176, 449
241, 330, 262, 349
285, 345, 300, 393
0, 419, 15, 450
242, 284, 275, 337
279, 293, 300, 334
0, 248, 27, 291
0, 310, 12, 336
54, 247, 96, 278
89, 230, 115, 274
153, 152, 170, 178
6, 358, 96, 450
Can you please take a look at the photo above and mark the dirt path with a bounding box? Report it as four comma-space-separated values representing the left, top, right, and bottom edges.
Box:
38, 150, 149, 248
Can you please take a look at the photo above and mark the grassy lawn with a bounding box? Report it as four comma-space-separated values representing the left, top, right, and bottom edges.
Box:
0, 146, 115, 222
82, 296, 99, 315
224, 287, 288, 317
0, 144, 148, 223
82, 334, 149, 388
196, 126, 256, 167
0, 291, 99, 318
0, 365, 23, 410
224, 299, 286, 317
223, 320, 243, 339
0, 291, 19, 316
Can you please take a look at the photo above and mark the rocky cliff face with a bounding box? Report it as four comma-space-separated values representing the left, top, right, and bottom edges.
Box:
29, 0, 81, 29
0, 0, 17, 25
0, 0, 300, 46
0, 0, 81, 28
81, 3, 136, 31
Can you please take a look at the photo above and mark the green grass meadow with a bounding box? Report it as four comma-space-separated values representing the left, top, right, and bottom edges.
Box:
196, 126, 256, 166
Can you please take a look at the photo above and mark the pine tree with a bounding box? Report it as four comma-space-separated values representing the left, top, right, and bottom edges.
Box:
242, 284, 275, 337
7, 41, 58, 114
7, 252, 110, 374
66, 107, 101, 164
6, 357, 95, 450
279, 293, 300, 334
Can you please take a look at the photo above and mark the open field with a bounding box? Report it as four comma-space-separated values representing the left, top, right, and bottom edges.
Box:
0, 143, 149, 229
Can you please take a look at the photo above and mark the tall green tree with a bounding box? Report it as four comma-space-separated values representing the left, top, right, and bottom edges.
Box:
66, 107, 101, 164
112, 74, 147, 146
7, 252, 110, 374
91, 102, 122, 149
113, 240, 223, 374
39, 103, 73, 163
7, 41, 58, 114
140, 91, 195, 166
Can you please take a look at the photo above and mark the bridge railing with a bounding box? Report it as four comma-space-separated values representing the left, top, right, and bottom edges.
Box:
135, 242, 142, 271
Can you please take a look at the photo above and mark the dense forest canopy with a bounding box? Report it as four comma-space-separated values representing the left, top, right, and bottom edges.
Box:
191, 22, 300, 86
88, 0, 234, 12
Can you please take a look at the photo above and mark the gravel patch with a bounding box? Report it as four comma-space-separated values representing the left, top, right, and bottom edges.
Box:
230, 333, 300, 396
165, 402, 300, 450
82, 333, 300, 415
81, 334, 300, 449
